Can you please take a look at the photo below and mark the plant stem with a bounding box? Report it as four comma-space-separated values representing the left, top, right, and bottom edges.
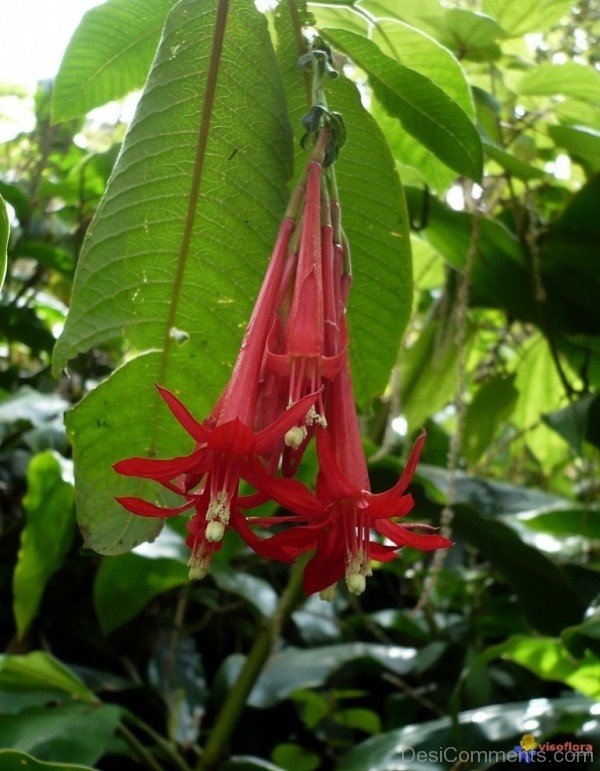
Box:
196, 559, 307, 770
118, 723, 165, 771
123, 712, 193, 771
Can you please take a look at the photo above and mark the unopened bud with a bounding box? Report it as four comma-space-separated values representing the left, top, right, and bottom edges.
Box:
189, 564, 208, 580
346, 572, 366, 596
319, 584, 337, 602
284, 425, 307, 449
205, 520, 225, 542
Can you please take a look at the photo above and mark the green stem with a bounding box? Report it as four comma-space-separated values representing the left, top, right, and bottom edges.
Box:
123, 712, 193, 771
118, 723, 165, 771
196, 559, 307, 770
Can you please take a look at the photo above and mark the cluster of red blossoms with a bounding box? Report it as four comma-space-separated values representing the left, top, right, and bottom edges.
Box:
114, 127, 451, 598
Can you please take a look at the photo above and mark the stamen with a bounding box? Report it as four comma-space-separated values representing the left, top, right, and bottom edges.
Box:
345, 548, 372, 596
205, 489, 230, 542
285, 424, 307, 449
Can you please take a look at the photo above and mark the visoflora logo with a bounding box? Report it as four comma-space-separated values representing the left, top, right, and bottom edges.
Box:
514, 734, 538, 763
513, 733, 594, 764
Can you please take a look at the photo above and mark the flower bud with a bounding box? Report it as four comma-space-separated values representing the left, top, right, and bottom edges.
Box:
205, 520, 225, 542
346, 572, 366, 596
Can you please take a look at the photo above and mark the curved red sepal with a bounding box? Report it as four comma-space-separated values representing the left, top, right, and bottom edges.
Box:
156, 385, 210, 443
115, 496, 194, 518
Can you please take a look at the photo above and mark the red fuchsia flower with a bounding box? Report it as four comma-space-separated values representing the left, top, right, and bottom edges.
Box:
265, 130, 346, 475
113, 187, 325, 579
260, 351, 452, 597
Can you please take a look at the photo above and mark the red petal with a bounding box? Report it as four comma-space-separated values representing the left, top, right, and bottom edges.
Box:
243, 457, 325, 518
115, 497, 193, 518
376, 519, 452, 551
113, 447, 208, 480
320, 348, 346, 379
237, 490, 270, 509
315, 428, 360, 501
156, 385, 210, 442
369, 430, 426, 504
231, 507, 296, 562
303, 527, 345, 595
254, 390, 322, 455
366, 493, 415, 520
266, 349, 292, 378
370, 541, 398, 562
209, 418, 255, 455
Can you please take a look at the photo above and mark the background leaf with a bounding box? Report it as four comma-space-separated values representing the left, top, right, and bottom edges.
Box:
322, 28, 483, 181
0, 652, 97, 704
52, 0, 176, 122
0, 703, 122, 766
341, 695, 597, 769
517, 62, 600, 104
94, 550, 188, 634
482, 0, 572, 36
12, 452, 75, 639
0, 194, 8, 290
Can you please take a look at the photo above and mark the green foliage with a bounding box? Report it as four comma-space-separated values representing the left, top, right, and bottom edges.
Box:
0, 652, 97, 704
322, 28, 483, 181
52, 0, 176, 122
12, 453, 75, 639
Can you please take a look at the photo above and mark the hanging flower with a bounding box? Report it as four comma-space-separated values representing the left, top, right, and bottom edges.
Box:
259, 354, 452, 596
113, 180, 326, 578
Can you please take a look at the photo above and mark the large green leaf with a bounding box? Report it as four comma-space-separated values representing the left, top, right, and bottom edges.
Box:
53, 0, 293, 551
54, 0, 291, 377
52, 0, 176, 122
426, 9, 504, 61
0, 194, 8, 291
366, 18, 474, 189
341, 695, 597, 769
12, 452, 75, 639
517, 63, 600, 105
66, 351, 210, 554
370, 19, 474, 117
322, 28, 483, 181
0, 704, 122, 766
483, 0, 572, 36
275, 1, 413, 403
0, 652, 97, 705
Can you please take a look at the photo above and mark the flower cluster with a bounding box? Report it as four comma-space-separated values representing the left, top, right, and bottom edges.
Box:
114, 118, 451, 597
